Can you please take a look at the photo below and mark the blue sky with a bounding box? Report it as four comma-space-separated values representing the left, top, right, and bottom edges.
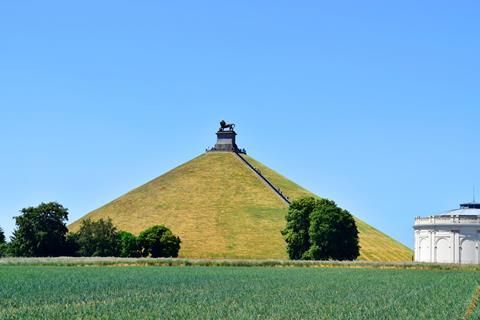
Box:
1, 2, 479, 248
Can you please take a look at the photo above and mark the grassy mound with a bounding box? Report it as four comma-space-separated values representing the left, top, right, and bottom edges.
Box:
69, 152, 412, 261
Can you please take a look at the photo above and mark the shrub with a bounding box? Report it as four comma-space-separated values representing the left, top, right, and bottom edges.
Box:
0, 227, 5, 245
118, 231, 141, 258
0, 230, 5, 258
138, 225, 181, 258
64, 233, 80, 257
74, 218, 119, 257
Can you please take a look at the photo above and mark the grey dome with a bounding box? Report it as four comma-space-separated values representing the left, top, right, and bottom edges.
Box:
437, 202, 480, 216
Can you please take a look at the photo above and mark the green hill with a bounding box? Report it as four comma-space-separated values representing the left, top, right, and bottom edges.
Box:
69, 152, 412, 261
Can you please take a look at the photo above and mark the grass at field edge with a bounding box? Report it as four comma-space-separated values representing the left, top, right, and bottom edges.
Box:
1, 257, 479, 271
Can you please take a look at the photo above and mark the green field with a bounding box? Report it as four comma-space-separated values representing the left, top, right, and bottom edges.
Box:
1, 265, 479, 319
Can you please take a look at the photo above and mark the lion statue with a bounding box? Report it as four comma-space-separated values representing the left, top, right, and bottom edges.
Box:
219, 120, 235, 131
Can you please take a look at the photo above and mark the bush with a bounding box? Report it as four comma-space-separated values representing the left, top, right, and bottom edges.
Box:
64, 233, 80, 257
138, 225, 181, 258
0, 244, 6, 257
0, 228, 7, 257
10, 202, 69, 257
118, 231, 141, 258
74, 218, 119, 257
66, 222, 178, 258
282, 197, 359, 261
0, 227, 5, 245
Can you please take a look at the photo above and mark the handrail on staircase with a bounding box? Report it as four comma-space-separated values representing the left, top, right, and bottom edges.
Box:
235, 152, 291, 205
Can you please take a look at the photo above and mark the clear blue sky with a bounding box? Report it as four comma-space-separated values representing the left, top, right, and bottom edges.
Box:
1, 1, 479, 248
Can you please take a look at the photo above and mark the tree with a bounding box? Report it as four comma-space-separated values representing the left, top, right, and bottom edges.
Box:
0, 227, 5, 245
281, 197, 322, 260
118, 231, 141, 258
74, 218, 119, 257
282, 197, 359, 261
0, 227, 6, 257
10, 202, 69, 257
64, 233, 79, 257
304, 203, 359, 260
138, 225, 181, 258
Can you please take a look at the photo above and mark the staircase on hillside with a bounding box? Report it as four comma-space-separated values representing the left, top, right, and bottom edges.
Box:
235, 152, 291, 205
206, 121, 291, 205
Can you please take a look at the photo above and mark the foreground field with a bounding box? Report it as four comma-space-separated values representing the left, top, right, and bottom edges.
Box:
0, 265, 479, 319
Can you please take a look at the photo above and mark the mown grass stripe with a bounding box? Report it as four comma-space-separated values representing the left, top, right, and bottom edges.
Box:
464, 286, 480, 320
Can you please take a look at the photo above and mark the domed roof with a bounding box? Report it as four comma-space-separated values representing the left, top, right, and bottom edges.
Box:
437, 202, 480, 216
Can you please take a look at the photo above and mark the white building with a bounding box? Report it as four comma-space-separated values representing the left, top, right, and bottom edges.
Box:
414, 202, 480, 264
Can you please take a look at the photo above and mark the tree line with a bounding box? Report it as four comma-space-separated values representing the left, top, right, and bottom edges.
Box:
0, 202, 180, 258
0, 197, 360, 261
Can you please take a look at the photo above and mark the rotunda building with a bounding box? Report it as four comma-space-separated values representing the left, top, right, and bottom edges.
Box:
414, 202, 480, 264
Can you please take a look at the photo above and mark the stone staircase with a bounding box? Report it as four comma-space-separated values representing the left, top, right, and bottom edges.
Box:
235, 152, 291, 205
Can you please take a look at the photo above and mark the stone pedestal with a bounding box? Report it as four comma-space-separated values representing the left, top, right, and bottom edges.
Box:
207, 122, 246, 154
214, 130, 238, 152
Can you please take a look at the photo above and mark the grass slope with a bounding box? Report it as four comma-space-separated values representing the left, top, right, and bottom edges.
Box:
245, 155, 412, 261
70, 152, 412, 261
70, 153, 288, 259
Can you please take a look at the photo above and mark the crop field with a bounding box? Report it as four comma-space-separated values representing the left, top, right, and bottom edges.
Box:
0, 265, 479, 319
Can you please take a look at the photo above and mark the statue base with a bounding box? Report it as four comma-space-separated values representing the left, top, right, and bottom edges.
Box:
207, 130, 246, 154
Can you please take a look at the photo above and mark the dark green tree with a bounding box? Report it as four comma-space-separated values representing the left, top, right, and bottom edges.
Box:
304, 203, 359, 260
10, 202, 69, 257
0, 227, 6, 257
118, 231, 141, 258
282, 197, 328, 259
0, 227, 5, 244
74, 218, 119, 257
64, 233, 80, 257
282, 197, 359, 261
138, 225, 181, 258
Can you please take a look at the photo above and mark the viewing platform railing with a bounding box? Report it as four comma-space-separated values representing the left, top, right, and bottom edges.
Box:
414, 215, 480, 225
